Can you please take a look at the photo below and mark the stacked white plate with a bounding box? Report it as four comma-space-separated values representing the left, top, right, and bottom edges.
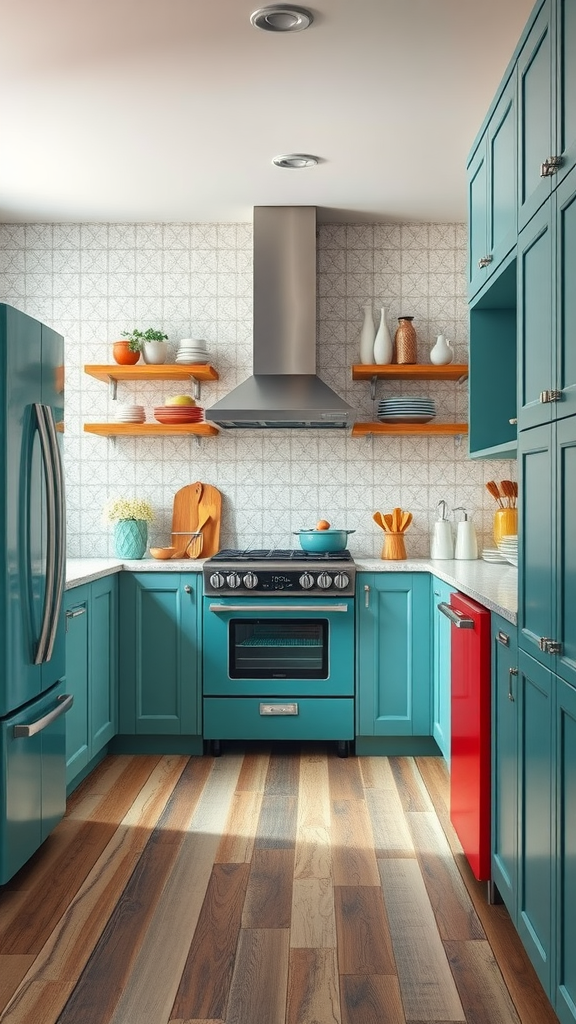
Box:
482, 547, 508, 563
176, 338, 210, 364
377, 396, 436, 423
113, 403, 145, 423
497, 534, 518, 566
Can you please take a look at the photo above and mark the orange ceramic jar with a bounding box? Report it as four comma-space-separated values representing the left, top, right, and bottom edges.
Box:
112, 340, 140, 365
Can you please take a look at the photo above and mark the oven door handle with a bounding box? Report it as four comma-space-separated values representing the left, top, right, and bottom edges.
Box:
208, 603, 349, 613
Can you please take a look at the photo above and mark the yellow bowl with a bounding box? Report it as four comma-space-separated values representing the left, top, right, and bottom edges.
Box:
149, 546, 177, 560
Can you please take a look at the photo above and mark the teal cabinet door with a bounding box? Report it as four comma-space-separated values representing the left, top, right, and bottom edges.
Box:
517, 649, 554, 994
517, 0, 554, 230
119, 573, 199, 736
556, 0, 576, 187
90, 575, 117, 753
491, 615, 519, 919
517, 202, 555, 431
63, 586, 90, 784
468, 137, 490, 297
431, 578, 453, 761
556, 415, 576, 691
356, 574, 431, 737
556, 170, 576, 420
555, 676, 576, 1024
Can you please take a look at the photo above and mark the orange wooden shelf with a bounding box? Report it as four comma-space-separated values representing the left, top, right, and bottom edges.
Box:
351, 363, 468, 381
84, 363, 219, 383
351, 421, 468, 437
84, 422, 219, 437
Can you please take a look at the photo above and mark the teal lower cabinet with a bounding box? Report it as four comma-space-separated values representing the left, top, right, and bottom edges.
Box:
555, 675, 576, 1024
118, 573, 201, 750
64, 575, 118, 791
491, 614, 518, 919
431, 577, 454, 762
355, 573, 433, 754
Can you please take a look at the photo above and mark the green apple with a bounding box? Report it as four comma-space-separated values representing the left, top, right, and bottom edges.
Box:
165, 395, 196, 406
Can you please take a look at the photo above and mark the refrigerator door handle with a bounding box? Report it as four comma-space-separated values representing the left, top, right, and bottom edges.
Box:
13, 693, 73, 738
437, 602, 475, 628
43, 405, 66, 663
33, 403, 57, 665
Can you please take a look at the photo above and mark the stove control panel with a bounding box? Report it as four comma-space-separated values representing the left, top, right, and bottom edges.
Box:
204, 566, 355, 596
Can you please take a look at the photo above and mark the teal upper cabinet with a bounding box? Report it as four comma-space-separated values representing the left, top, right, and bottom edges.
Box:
119, 573, 200, 736
556, 0, 576, 187
518, 168, 576, 431
356, 573, 431, 739
467, 73, 517, 298
517, 0, 555, 230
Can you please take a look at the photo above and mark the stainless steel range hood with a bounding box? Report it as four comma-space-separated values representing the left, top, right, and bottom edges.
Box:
205, 206, 356, 429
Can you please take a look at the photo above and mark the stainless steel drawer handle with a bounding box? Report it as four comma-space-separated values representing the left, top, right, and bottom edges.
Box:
260, 703, 299, 716
13, 693, 74, 738
209, 603, 348, 613
66, 607, 86, 618
496, 630, 510, 647
508, 667, 518, 702
437, 602, 474, 628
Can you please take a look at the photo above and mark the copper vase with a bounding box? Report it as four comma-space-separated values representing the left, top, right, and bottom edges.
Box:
394, 316, 417, 364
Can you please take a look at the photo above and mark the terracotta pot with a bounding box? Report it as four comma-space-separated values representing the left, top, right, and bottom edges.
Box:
112, 340, 140, 365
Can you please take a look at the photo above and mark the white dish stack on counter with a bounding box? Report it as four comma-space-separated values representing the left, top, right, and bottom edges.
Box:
176, 338, 211, 364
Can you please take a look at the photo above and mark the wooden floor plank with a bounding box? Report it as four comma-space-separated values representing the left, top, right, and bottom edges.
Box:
378, 859, 466, 1022
297, 750, 331, 830
340, 975, 406, 1024
331, 799, 381, 887
290, 878, 337, 948
287, 947, 341, 1024
233, 749, 271, 792
359, 756, 398, 791
334, 886, 396, 975
170, 862, 250, 1021
389, 757, 434, 812
327, 755, 365, 800
294, 825, 332, 880
365, 788, 416, 859
226, 928, 290, 1024
254, 794, 298, 849
407, 812, 484, 941
265, 750, 300, 795
214, 790, 263, 863
444, 939, 523, 1024
242, 848, 295, 929
0, 955, 35, 1010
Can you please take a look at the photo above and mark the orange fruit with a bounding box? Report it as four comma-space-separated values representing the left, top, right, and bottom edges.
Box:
316, 519, 330, 530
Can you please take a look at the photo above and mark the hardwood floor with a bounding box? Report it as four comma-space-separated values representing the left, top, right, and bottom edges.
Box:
0, 746, 561, 1024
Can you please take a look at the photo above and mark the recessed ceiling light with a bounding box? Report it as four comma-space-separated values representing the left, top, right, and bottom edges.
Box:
272, 153, 319, 168
250, 5, 314, 32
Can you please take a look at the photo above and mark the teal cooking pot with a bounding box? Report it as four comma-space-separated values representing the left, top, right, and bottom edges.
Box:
294, 529, 355, 552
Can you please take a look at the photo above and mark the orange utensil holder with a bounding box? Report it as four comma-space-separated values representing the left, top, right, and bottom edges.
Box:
493, 508, 517, 546
381, 532, 407, 560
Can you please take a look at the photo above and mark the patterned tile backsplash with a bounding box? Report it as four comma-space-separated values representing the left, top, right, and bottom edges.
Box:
0, 220, 515, 558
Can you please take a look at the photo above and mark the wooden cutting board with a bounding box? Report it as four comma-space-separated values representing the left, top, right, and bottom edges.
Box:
171, 481, 221, 557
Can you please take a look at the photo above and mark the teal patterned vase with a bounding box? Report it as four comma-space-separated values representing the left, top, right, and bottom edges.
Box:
114, 519, 148, 559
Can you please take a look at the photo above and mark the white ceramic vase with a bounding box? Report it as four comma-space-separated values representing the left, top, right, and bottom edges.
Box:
430, 334, 454, 365
359, 304, 376, 364
373, 307, 393, 364
141, 341, 168, 365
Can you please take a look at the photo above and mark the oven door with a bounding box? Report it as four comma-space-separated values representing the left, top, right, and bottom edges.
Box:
202, 596, 354, 697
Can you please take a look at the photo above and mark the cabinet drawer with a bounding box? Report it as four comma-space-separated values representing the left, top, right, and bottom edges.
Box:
203, 697, 354, 740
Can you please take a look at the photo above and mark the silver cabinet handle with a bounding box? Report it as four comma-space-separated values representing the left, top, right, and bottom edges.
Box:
364, 584, 370, 608
478, 255, 493, 268
209, 603, 348, 613
184, 585, 192, 593
540, 155, 562, 177
496, 630, 510, 647
437, 602, 474, 628
13, 693, 74, 738
260, 703, 299, 716
65, 606, 86, 630
33, 404, 56, 664
508, 667, 518, 702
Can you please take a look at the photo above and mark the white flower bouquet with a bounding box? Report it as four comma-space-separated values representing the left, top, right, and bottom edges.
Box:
103, 497, 154, 524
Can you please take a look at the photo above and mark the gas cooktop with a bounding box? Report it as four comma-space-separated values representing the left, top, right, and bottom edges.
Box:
208, 548, 353, 563
203, 548, 356, 596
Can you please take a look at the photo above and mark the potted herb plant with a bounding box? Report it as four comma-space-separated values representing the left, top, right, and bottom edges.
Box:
103, 497, 155, 559
122, 328, 169, 365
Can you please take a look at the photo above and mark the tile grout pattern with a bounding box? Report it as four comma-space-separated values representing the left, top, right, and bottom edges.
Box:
0, 749, 559, 1024
0, 221, 515, 557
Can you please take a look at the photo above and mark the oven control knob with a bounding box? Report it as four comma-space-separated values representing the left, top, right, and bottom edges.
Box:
334, 572, 350, 589
317, 572, 333, 589
243, 572, 259, 589
299, 572, 315, 590
226, 572, 242, 589
209, 572, 225, 589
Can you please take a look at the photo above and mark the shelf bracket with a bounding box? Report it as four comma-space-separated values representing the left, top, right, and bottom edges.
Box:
194, 435, 202, 450
191, 377, 201, 402
457, 373, 468, 385
107, 376, 118, 401
370, 376, 377, 402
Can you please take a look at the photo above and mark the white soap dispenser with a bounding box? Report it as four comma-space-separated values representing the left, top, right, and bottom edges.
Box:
430, 500, 454, 559
453, 506, 478, 560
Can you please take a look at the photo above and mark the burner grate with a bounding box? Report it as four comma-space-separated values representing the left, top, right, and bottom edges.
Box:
209, 548, 352, 562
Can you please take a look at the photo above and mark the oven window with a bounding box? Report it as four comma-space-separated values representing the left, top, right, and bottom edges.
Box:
229, 618, 328, 679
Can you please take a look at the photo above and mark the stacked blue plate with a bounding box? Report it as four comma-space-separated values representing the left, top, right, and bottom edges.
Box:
377, 396, 436, 423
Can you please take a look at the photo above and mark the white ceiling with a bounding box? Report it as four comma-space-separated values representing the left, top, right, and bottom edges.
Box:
0, 0, 534, 224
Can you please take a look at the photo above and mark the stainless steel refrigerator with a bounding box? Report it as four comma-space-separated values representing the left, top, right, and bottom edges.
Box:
0, 302, 71, 884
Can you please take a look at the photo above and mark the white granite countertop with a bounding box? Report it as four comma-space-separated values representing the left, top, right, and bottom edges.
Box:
66, 555, 517, 624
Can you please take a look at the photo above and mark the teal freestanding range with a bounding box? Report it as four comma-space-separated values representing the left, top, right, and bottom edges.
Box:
0, 303, 71, 884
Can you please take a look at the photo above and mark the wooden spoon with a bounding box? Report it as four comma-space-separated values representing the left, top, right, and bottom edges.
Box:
383, 513, 394, 532
372, 511, 386, 531
187, 507, 212, 558
392, 507, 402, 532
400, 510, 412, 532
